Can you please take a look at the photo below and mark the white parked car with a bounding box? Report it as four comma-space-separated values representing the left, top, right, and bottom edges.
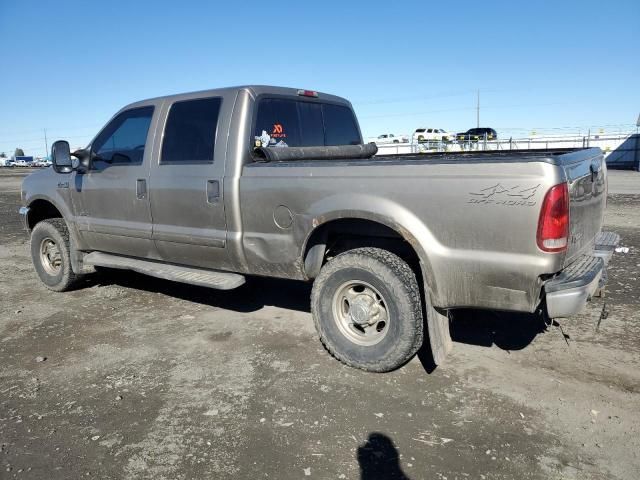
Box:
15, 159, 29, 167
371, 133, 409, 144
413, 128, 454, 143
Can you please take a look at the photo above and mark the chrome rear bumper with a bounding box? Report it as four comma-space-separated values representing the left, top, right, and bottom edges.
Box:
545, 256, 603, 318
544, 231, 619, 318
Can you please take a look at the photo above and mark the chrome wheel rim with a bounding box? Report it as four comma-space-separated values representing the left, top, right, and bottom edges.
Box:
39, 237, 62, 276
332, 280, 389, 346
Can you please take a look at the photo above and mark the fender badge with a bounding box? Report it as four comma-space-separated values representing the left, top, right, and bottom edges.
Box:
468, 183, 540, 206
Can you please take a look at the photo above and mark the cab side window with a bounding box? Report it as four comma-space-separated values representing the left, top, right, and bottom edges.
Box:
92, 106, 154, 165
161, 97, 222, 163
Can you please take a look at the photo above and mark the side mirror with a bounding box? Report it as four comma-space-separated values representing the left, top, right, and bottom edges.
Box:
51, 140, 73, 174
72, 148, 91, 171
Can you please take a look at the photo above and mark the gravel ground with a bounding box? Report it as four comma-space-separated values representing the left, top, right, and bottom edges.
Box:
0, 168, 639, 480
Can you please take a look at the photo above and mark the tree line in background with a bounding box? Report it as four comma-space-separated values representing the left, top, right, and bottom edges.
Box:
0, 149, 26, 158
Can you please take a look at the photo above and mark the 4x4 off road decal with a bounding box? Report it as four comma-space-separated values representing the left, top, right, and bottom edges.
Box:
467, 183, 540, 206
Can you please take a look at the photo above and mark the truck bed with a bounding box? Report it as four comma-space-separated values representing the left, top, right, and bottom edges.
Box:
242, 145, 606, 312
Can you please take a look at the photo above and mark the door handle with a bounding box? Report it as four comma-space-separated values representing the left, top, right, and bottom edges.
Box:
136, 179, 147, 199
207, 180, 220, 204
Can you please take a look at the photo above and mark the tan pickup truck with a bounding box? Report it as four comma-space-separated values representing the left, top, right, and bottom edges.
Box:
20, 85, 618, 372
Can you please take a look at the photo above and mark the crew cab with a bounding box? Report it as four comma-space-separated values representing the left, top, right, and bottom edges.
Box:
20, 85, 617, 372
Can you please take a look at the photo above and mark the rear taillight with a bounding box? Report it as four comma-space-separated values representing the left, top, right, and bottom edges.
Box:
537, 183, 569, 252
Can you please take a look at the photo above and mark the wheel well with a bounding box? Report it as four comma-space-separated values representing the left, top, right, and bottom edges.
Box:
27, 200, 63, 230
303, 219, 421, 280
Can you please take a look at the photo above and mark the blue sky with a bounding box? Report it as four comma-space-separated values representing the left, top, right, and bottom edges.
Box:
1, 0, 638, 156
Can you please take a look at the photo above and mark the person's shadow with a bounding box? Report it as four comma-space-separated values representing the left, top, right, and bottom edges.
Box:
357, 432, 411, 480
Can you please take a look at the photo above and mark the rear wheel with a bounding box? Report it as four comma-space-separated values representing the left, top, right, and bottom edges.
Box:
30, 219, 80, 291
311, 248, 424, 372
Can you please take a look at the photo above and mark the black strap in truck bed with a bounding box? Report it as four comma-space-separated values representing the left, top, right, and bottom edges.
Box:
253, 143, 378, 162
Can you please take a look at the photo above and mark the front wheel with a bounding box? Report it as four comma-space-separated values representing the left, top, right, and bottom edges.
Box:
30, 219, 81, 292
311, 248, 424, 372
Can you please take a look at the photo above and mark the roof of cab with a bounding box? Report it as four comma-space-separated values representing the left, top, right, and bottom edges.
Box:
122, 85, 352, 111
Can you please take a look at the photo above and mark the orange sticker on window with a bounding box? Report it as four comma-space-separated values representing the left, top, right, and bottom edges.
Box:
272, 123, 286, 138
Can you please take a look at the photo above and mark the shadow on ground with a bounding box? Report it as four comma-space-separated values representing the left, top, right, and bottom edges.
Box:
85, 268, 313, 314
449, 309, 548, 351
416, 308, 548, 374
87, 269, 549, 376
357, 433, 411, 480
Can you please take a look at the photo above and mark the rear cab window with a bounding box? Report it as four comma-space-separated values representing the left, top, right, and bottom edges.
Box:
253, 98, 361, 149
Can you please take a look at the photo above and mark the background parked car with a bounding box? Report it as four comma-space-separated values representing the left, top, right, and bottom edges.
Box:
371, 133, 409, 144
413, 128, 454, 143
456, 128, 498, 142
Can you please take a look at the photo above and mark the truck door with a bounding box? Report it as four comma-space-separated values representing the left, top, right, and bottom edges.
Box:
74, 104, 158, 258
148, 95, 231, 270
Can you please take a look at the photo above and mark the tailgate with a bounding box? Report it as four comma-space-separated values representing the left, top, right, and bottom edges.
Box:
562, 150, 607, 265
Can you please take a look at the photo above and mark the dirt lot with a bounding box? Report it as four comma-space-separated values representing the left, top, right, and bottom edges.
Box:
1, 168, 639, 479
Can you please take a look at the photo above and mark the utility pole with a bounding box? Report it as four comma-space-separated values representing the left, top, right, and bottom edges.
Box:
635, 113, 639, 171
476, 90, 480, 128
44, 128, 48, 157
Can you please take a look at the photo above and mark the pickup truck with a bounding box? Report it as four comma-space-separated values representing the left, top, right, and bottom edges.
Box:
19, 85, 618, 372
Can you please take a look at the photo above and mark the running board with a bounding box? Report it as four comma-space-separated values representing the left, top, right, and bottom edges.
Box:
84, 252, 245, 290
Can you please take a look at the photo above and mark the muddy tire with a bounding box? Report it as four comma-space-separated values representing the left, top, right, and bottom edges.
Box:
30, 219, 80, 292
311, 247, 424, 372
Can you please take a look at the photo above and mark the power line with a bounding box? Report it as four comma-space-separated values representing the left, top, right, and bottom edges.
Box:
353, 91, 473, 106
0, 133, 93, 143
359, 101, 569, 120
0, 124, 103, 138
351, 87, 515, 106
